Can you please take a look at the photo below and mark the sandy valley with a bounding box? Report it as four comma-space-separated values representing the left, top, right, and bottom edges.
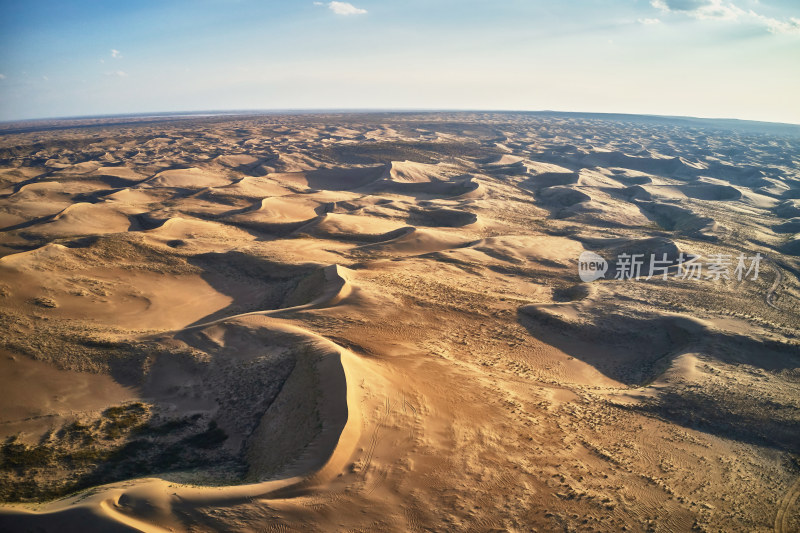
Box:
0, 111, 798, 532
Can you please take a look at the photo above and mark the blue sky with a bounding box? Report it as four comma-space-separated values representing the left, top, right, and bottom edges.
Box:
1, 0, 798, 123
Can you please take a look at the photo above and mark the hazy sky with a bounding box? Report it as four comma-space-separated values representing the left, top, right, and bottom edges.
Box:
1, 0, 799, 123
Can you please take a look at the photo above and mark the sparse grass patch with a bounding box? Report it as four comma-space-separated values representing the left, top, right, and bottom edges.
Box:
31, 296, 57, 308
0, 403, 240, 503
102, 402, 149, 439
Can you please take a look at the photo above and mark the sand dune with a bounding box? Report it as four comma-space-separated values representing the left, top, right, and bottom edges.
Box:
382, 160, 452, 183
105, 187, 164, 205
407, 206, 479, 227
776, 199, 800, 218
293, 213, 406, 242
537, 185, 591, 207
581, 150, 705, 177
523, 170, 580, 188
0, 239, 237, 331
268, 166, 386, 191
145, 216, 258, 244
211, 154, 263, 170
781, 237, 800, 256
637, 201, 718, 240
90, 166, 148, 187
774, 218, 800, 233
25, 202, 141, 238
0, 112, 798, 533
356, 226, 470, 256
444, 175, 484, 199
227, 195, 322, 230
681, 181, 742, 201
146, 167, 233, 189
209, 175, 292, 199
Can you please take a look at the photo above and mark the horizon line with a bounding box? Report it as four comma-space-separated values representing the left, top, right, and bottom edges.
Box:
2, 107, 799, 130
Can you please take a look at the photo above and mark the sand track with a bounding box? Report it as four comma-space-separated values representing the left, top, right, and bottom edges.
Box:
775, 476, 800, 533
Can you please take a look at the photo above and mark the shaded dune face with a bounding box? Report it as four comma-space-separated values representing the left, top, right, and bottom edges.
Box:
0, 112, 798, 533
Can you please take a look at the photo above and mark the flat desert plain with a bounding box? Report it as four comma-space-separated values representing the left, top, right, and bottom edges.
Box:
0, 112, 798, 532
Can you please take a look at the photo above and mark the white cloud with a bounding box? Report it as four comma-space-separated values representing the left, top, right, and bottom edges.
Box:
326, 1, 366, 16
638, 18, 662, 25
111, 49, 122, 59
748, 12, 800, 35
105, 70, 128, 78
651, 0, 708, 12
652, 0, 800, 34
652, 0, 741, 21
0, 74, 6, 80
